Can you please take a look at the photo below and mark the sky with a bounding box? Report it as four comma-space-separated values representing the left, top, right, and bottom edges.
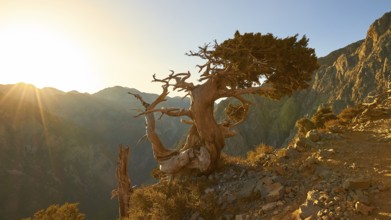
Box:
0, 0, 390, 95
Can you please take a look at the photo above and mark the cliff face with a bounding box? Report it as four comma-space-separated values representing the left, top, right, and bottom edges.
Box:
220, 12, 391, 154
309, 11, 391, 110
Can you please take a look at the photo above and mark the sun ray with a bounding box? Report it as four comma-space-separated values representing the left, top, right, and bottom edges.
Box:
33, 87, 52, 162
12, 84, 29, 126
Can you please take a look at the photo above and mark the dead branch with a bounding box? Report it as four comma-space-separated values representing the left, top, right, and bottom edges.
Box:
112, 145, 132, 220
133, 107, 192, 119
153, 71, 194, 92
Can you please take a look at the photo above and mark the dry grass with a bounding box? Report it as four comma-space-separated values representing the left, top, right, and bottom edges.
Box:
128, 172, 222, 219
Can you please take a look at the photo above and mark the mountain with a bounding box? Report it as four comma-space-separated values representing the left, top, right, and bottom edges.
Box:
127, 88, 391, 219
218, 11, 391, 155
1, 11, 390, 220
0, 83, 189, 219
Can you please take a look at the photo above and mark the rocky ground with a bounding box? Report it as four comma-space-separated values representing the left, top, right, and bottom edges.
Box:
129, 90, 391, 220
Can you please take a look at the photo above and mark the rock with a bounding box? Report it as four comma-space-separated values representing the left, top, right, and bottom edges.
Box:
262, 202, 277, 212
355, 201, 374, 215
299, 202, 321, 219
299, 190, 322, 219
343, 178, 371, 190
315, 166, 332, 179
222, 191, 236, 204
295, 137, 317, 152
354, 189, 370, 205
190, 212, 200, 220
260, 176, 274, 185
219, 214, 234, 220
319, 149, 336, 158
285, 148, 300, 158
328, 125, 344, 133
264, 183, 284, 202
276, 200, 284, 207
239, 170, 246, 178
235, 214, 247, 220
204, 187, 215, 194
306, 130, 320, 142
234, 178, 257, 199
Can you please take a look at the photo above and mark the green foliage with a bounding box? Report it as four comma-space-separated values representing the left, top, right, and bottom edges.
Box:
22, 203, 85, 220
212, 31, 318, 96
311, 107, 337, 128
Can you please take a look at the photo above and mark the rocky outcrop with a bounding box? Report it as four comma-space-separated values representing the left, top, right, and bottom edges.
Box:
218, 11, 391, 153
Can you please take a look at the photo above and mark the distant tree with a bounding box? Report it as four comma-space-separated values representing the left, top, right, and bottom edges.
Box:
130, 31, 318, 175
22, 203, 85, 220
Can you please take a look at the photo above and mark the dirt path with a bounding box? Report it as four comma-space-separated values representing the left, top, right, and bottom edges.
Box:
328, 129, 391, 219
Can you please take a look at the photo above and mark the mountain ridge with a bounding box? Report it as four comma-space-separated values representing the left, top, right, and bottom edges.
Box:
1, 11, 390, 220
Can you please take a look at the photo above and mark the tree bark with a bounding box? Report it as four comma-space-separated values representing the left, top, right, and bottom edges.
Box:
189, 78, 225, 171
112, 145, 132, 219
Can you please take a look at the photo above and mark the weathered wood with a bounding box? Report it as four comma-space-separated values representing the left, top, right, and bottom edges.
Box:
128, 32, 317, 176
112, 145, 132, 219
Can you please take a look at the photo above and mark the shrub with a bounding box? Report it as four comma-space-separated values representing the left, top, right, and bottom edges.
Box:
22, 203, 85, 220
338, 106, 363, 124
311, 107, 337, 128
128, 178, 221, 219
295, 118, 315, 135
246, 144, 274, 165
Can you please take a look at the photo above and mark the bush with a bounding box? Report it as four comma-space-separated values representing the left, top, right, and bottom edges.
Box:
22, 203, 85, 220
338, 106, 363, 124
311, 107, 337, 128
128, 179, 221, 219
246, 144, 274, 165
295, 118, 315, 135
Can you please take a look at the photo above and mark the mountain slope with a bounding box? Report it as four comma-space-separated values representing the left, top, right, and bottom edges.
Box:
0, 83, 189, 219
0, 87, 116, 220
127, 84, 391, 220
219, 11, 391, 154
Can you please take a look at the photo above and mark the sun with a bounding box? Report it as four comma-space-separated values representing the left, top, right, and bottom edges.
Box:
0, 23, 99, 92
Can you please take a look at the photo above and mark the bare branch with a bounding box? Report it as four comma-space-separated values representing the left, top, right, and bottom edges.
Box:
228, 95, 251, 127
153, 71, 194, 92
133, 107, 191, 118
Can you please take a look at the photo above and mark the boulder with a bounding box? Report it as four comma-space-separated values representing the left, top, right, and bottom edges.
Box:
261, 202, 277, 212
294, 137, 317, 152
298, 190, 322, 219
355, 201, 374, 215
306, 130, 321, 142
343, 178, 371, 190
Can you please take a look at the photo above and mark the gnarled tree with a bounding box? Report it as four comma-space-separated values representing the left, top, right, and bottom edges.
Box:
130, 31, 318, 175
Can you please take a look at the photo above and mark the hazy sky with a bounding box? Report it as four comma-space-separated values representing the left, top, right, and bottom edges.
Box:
0, 0, 390, 94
